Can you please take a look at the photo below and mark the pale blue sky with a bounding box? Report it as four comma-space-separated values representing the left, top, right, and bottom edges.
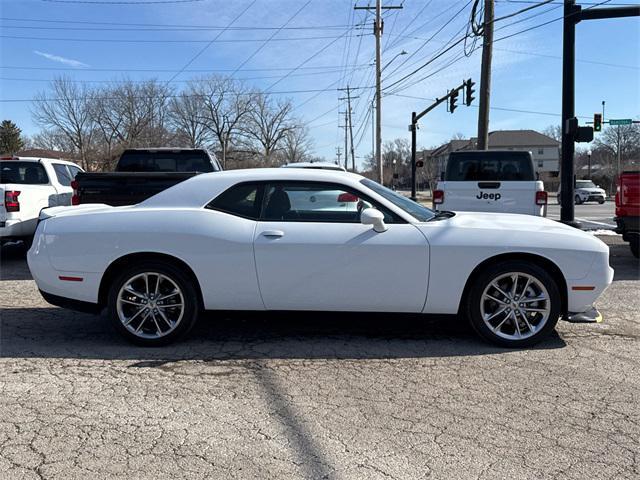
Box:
1, 0, 638, 165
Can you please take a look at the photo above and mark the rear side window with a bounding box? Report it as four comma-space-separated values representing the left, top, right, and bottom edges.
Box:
53, 163, 73, 186
446, 152, 534, 181
117, 150, 216, 173
206, 183, 264, 220
0, 161, 49, 184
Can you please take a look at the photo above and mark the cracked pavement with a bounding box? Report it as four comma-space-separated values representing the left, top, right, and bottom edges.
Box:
1, 236, 639, 479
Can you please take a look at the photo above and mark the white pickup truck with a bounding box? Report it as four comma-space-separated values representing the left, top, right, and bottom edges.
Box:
433, 150, 547, 216
1, 156, 83, 247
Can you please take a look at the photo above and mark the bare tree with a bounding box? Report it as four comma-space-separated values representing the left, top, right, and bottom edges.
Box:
32, 76, 94, 170
194, 76, 252, 168
168, 85, 211, 148
542, 125, 562, 142
282, 125, 313, 164
242, 92, 295, 165
594, 124, 640, 168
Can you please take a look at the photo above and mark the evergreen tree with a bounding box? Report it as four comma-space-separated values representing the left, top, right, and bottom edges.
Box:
0, 120, 24, 154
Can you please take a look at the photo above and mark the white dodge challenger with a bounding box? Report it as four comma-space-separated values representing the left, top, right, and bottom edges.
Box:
27, 168, 613, 347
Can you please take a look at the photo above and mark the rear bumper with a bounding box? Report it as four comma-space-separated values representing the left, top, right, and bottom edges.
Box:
40, 290, 102, 314
0, 218, 37, 239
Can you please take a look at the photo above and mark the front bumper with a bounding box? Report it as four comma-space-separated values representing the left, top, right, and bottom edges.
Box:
565, 307, 603, 323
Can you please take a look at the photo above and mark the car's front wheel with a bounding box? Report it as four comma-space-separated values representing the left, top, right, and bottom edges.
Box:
574, 194, 583, 205
107, 262, 200, 346
466, 261, 561, 348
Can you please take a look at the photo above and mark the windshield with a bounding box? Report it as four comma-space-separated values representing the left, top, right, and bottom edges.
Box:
117, 150, 216, 172
361, 179, 435, 221
576, 180, 596, 188
445, 151, 534, 181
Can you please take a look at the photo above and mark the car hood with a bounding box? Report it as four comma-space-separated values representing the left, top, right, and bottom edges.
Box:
420, 211, 608, 253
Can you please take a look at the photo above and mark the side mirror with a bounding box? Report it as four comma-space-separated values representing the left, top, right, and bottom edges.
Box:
360, 208, 387, 233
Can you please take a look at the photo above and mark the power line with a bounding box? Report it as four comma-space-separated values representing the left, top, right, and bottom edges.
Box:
0, 17, 354, 30
0, 86, 376, 103
41, 0, 204, 4
0, 63, 372, 73
230, 1, 311, 76
0, 33, 360, 43
166, 0, 255, 84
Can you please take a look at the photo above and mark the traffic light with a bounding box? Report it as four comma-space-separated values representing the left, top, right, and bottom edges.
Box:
465, 78, 475, 106
593, 113, 602, 132
449, 89, 458, 113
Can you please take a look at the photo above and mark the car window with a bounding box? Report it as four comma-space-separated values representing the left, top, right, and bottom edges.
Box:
53, 163, 73, 186
361, 179, 435, 222
0, 161, 49, 184
576, 180, 596, 188
67, 165, 82, 179
205, 183, 264, 220
117, 151, 216, 172
446, 152, 534, 181
261, 182, 397, 223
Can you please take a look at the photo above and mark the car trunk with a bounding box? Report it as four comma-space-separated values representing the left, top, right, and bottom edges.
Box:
441, 180, 544, 215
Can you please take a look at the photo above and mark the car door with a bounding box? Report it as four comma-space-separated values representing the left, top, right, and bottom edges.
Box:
253, 181, 430, 312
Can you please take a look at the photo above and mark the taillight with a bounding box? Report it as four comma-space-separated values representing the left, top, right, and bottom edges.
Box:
433, 189, 444, 205
535, 191, 548, 206
5, 190, 20, 212
337, 192, 359, 202
71, 180, 80, 205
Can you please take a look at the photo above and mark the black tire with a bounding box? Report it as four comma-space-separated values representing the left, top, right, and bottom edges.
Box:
574, 194, 582, 205
630, 237, 639, 259
107, 261, 200, 346
465, 261, 561, 348
598, 198, 605, 205
21, 235, 33, 250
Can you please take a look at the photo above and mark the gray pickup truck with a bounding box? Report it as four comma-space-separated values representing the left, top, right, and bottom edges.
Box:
72, 148, 221, 206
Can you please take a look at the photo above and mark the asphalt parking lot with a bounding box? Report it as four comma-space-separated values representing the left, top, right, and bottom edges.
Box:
1, 237, 639, 480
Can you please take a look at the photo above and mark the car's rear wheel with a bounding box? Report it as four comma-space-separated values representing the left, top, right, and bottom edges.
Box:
466, 261, 561, 348
107, 262, 199, 346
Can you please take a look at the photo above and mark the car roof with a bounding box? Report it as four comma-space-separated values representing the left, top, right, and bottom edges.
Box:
142, 167, 365, 208
1, 156, 81, 167
281, 162, 346, 171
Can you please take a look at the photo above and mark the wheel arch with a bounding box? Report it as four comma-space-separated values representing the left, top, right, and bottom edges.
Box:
98, 252, 204, 310
458, 252, 568, 316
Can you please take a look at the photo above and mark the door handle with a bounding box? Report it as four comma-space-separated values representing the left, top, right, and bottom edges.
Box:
261, 230, 284, 238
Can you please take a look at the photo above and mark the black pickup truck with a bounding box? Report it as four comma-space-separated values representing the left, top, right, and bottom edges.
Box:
72, 148, 222, 206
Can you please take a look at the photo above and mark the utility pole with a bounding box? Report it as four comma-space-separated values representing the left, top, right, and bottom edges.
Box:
560, 1, 639, 225
355, 1, 403, 184
477, 0, 494, 150
339, 86, 359, 171
340, 110, 349, 170
336, 147, 342, 165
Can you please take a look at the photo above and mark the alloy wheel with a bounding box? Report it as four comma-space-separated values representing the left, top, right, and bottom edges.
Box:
480, 272, 551, 341
116, 272, 185, 339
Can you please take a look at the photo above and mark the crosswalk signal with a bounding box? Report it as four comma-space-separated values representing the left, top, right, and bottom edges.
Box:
465, 78, 475, 106
449, 89, 458, 113
593, 113, 602, 132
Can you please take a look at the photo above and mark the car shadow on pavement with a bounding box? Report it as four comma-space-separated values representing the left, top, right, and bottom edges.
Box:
0, 308, 566, 361
608, 243, 640, 282
0, 242, 32, 281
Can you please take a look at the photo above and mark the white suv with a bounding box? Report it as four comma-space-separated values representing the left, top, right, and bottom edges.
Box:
557, 179, 606, 205
1, 156, 83, 246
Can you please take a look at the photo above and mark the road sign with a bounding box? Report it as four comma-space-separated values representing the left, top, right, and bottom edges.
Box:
609, 119, 632, 126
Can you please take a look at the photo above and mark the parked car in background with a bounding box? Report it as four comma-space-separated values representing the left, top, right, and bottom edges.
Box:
433, 150, 547, 216
615, 171, 640, 258
557, 179, 606, 205
72, 148, 221, 206
1, 156, 83, 247
29, 168, 612, 348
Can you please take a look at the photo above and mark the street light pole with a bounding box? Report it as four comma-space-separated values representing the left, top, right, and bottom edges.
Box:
587, 150, 592, 178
